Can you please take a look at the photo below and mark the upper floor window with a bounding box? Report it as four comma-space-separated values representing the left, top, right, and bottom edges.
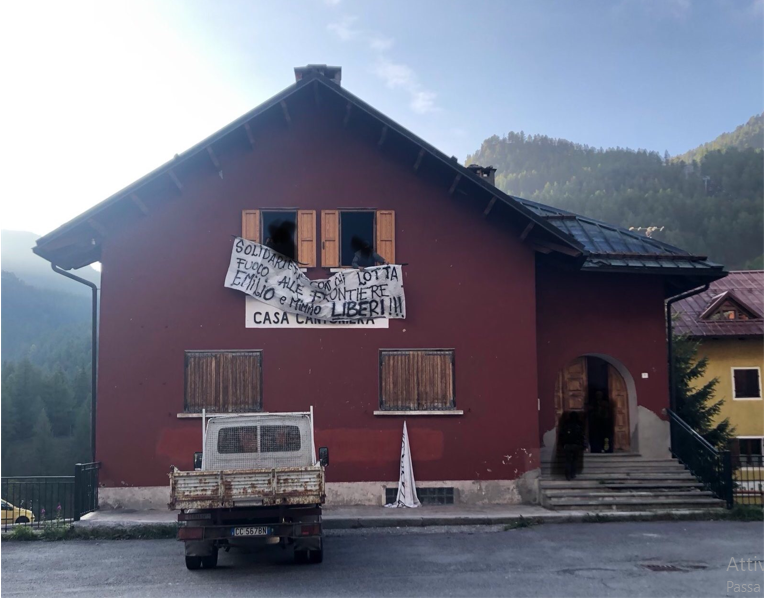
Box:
185, 350, 263, 413
733, 368, 762, 400
242, 210, 316, 267
322, 210, 395, 268
705, 298, 758, 321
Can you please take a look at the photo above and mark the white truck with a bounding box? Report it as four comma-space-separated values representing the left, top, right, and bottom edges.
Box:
169, 410, 329, 570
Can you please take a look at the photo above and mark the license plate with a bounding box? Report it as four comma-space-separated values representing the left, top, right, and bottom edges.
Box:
232, 526, 270, 537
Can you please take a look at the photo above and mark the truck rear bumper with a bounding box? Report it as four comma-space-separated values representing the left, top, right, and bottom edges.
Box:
177, 505, 322, 550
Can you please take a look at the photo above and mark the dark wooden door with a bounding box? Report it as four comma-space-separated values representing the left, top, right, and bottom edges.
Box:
608, 364, 630, 452
554, 357, 588, 422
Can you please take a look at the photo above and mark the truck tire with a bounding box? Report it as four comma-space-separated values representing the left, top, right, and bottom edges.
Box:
294, 550, 309, 564
185, 556, 202, 570
309, 547, 324, 564
201, 550, 218, 569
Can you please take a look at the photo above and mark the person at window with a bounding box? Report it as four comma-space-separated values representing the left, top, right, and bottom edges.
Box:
264, 220, 296, 261
351, 235, 386, 269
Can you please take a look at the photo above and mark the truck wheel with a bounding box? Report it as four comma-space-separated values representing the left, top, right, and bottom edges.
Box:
309, 548, 324, 564
185, 556, 202, 570
15, 517, 29, 524
201, 550, 218, 569
294, 550, 309, 564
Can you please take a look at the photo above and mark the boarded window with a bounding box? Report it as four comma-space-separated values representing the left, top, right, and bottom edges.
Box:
185, 351, 263, 413
379, 350, 455, 411
733, 368, 762, 399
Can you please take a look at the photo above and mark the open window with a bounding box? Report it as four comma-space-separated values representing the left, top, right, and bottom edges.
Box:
321, 210, 395, 267
241, 210, 316, 267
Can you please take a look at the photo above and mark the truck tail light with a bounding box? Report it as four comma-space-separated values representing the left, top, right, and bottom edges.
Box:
300, 524, 320, 536
178, 526, 204, 540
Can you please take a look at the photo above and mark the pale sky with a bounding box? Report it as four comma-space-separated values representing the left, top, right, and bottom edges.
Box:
2, 0, 762, 237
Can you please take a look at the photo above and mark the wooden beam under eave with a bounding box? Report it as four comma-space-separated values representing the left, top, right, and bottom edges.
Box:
88, 218, 108, 236
243, 122, 255, 148
130, 194, 149, 216
206, 146, 221, 170
448, 174, 462, 196
483, 197, 498, 217
377, 126, 388, 148
343, 102, 352, 128
530, 243, 552, 255
168, 169, 183, 192
519, 222, 534, 241
413, 149, 425, 172
280, 101, 292, 126
533, 240, 581, 257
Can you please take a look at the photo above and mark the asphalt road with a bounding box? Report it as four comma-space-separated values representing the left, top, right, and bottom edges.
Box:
2, 521, 763, 597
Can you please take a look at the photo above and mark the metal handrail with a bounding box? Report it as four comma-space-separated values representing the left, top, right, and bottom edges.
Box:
667, 408, 733, 508
666, 409, 719, 454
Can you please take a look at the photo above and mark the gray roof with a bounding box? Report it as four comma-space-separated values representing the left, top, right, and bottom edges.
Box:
514, 197, 724, 273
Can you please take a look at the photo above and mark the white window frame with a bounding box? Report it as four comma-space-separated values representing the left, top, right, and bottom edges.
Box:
731, 367, 762, 400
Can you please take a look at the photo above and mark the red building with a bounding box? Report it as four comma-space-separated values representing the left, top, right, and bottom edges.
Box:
33, 66, 725, 508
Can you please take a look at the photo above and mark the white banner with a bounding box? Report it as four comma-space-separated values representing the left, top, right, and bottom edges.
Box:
246, 298, 389, 328
225, 238, 405, 323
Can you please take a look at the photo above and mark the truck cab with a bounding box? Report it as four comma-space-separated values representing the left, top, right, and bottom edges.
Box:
169, 411, 329, 569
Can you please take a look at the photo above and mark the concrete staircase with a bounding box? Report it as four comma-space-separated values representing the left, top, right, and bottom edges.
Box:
540, 453, 726, 512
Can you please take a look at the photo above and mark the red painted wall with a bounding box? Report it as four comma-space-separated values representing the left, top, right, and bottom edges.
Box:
96, 103, 541, 488
535, 262, 670, 444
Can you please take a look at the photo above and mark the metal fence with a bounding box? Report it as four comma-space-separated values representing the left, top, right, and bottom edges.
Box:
1, 462, 100, 532
732, 454, 764, 506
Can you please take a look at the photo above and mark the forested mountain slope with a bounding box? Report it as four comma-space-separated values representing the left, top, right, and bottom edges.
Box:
466, 132, 763, 269
677, 113, 764, 163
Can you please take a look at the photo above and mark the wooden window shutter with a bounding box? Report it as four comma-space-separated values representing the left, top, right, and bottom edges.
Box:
375, 210, 395, 264
185, 351, 262, 413
297, 210, 316, 268
242, 210, 260, 242
321, 210, 339, 267
379, 349, 455, 411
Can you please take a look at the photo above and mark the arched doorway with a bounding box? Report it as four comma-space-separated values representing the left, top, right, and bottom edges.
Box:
554, 356, 631, 452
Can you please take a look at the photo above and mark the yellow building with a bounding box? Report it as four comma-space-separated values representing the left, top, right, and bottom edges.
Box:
673, 271, 763, 483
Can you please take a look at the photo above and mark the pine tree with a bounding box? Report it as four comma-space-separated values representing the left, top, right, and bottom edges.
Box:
672, 333, 734, 449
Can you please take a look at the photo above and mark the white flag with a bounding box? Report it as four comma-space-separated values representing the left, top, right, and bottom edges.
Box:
385, 421, 420, 508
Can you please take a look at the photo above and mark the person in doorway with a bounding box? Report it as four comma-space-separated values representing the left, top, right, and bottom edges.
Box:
588, 390, 613, 453
560, 411, 585, 480
351, 235, 387, 269
264, 219, 296, 261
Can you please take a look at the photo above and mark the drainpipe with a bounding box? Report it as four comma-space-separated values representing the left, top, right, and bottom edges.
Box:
51, 263, 98, 463
666, 283, 710, 414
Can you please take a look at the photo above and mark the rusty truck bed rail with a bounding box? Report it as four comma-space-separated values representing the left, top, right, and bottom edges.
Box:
169, 465, 325, 510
